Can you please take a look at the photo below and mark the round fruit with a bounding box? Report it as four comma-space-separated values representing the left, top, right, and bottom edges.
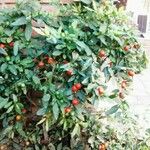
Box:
75, 83, 82, 90
9, 42, 14, 47
123, 45, 130, 51
16, 115, 21, 121
99, 50, 106, 58
72, 98, 79, 106
66, 70, 72, 76
64, 107, 71, 113
98, 86, 104, 96
109, 62, 113, 67
47, 57, 55, 64
128, 70, 135, 77
72, 85, 78, 93
119, 92, 125, 99
38, 61, 44, 68
98, 143, 106, 150
22, 108, 27, 114
121, 81, 126, 89
0, 43, 6, 48
133, 43, 140, 49
25, 141, 30, 146
5, 56, 10, 61
63, 60, 68, 64
0, 145, 7, 150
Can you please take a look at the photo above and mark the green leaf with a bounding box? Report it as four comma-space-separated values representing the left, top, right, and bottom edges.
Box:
11, 17, 27, 26
105, 105, 119, 115
1, 63, 7, 72
75, 40, 92, 56
57, 143, 62, 150
8, 65, 17, 75
12, 94, 18, 102
82, 58, 92, 71
109, 94, 117, 99
103, 67, 111, 82
81, 0, 91, 4
0, 48, 7, 55
25, 23, 32, 41
48, 143, 56, 150
20, 58, 33, 66
6, 105, 14, 113
13, 41, 19, 56
99, 36, 107, 45
32, 76, 40, 84
53, 50, 62, 56
42, 94, 50, 102
15, 104, 22, 114
109, 89, 119, 99
0, 97, 8, 109
53, 102, 59, 120
37, 108, 46, 116
71, 123, 80, 137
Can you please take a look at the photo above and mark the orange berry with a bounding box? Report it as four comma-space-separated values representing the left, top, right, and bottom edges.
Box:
64, 107, 71, 113
16, 115, 21, 121
98, 87, 104, 96
47, 57, 55, 64
9, 42, 14, 47
75, 83, 82, 90
121, 81, 126, 89
128, 70, 135, 77
72, 85, 78, 93
22, 108, 27, 114
119, 92, 125, 99
98, 143, 106, 150
66, 70, 73, 76
72, 98, 79, 106
0, 43, 6, 48
99, 50, 106, 58
123, 45, 130, 51
38, 61, 44, 68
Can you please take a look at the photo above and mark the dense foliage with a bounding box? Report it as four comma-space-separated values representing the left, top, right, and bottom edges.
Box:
0, 0, 149, 149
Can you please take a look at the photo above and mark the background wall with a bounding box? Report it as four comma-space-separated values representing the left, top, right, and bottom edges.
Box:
0, 0, 73, 11
126, 0, 150, 38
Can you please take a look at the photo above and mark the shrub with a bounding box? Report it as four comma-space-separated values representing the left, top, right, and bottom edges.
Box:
0, 0, 149, 149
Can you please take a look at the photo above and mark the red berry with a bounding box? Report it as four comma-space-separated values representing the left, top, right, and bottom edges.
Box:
38, 61, 44, 68
98, 143, 106, 150
66, 70, 73, 76
0, 43, 6, 48
47, 57, 55, 64
9, 42, 14, 47
75, 83, 82, 90
109, 62, 113, 67
123, 45, 130, 51
22, 108, 27, 114
72, 85, 78, 93
63, 60, 68, 64
133, 43, 140, 49
99, 50, 106, 58
64, 107, 71, 113
119, 92, 125, 99
72, 98, 79, 106
128, 70, 135, 77
98, 86, 104, 96
121, 81, 126, 89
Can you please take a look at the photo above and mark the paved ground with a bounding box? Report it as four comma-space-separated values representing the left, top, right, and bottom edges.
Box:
127, 39, 150, 130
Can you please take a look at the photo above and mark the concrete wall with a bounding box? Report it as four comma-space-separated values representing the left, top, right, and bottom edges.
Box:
126, 0, 150, 38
